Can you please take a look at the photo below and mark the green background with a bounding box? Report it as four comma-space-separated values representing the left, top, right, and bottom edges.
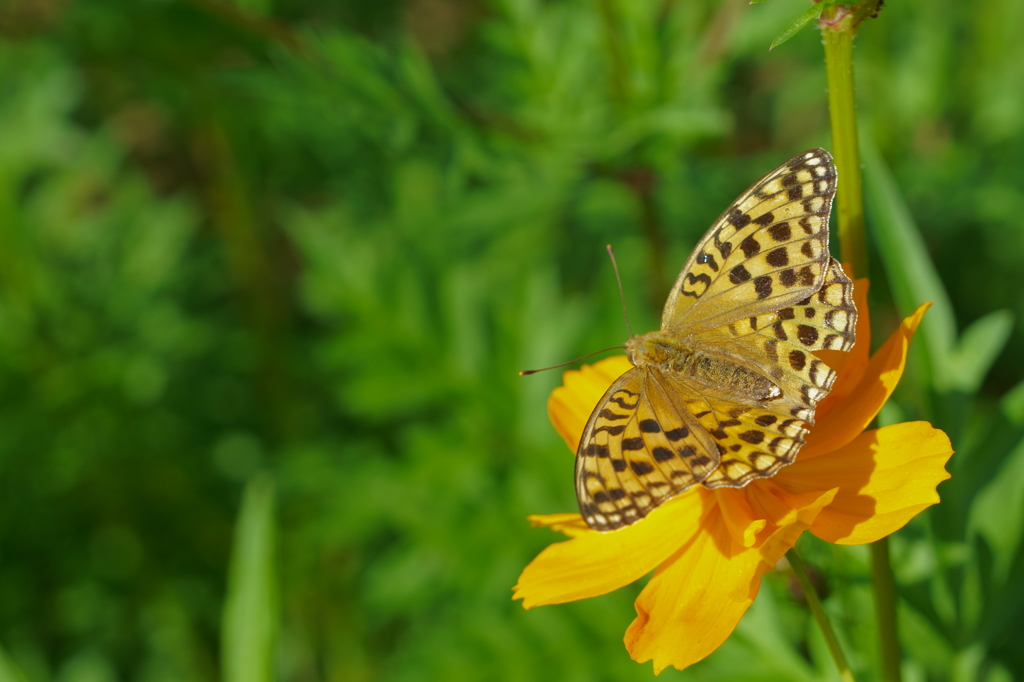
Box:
0, 0, 1022, 680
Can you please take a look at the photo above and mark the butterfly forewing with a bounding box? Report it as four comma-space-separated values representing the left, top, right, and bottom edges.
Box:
661, 149, 837, 336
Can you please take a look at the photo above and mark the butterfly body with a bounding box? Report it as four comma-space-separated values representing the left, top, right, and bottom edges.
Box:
625, 332, 782, 402
575, 149, 857, 532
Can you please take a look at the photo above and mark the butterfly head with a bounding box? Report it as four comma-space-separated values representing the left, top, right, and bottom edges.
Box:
625, 331, 689, 369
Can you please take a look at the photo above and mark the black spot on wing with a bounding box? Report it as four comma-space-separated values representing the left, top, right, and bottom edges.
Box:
730, 264, 751, 284
738, 430, 764, 444
728, 210, 751, 228
740, 236, 761, 258
768, 222, 791, 241
766, 247, 789, 267
715, 236, 733, 259
598, 409, 629, 420
609, 394, 639, 409
797, 324, 819, 346
630, 461, 655, 476
664, 427, 689, 441
696, 252, 719, 272
639, 419, 661, 433
685, 272, 711, 289
652, 447, 675, 462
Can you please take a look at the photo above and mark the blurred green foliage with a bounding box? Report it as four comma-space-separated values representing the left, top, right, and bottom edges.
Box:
0, 0, 1022, 680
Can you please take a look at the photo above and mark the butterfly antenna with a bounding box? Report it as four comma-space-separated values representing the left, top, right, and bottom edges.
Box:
519, 346, 624, 376
606, 244, 634, 337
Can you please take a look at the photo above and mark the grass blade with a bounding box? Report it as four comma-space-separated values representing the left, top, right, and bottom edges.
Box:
222, 474, 278, 682
862, 140, 957, 391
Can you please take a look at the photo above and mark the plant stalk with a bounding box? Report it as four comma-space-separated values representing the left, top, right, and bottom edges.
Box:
871, 537, 902, 682
822, 26, 867, 278
787, 548, 857, 682
821, 13, 901, 682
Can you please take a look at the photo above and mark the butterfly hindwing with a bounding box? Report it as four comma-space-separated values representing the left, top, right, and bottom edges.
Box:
575, 368, 720, 531
688, 396, 811, 489
696, 258, 856, 423
692, 259, 856, 487
661, 149, 837, 335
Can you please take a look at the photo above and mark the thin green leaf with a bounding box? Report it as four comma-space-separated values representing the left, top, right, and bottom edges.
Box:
769, 2, 829, 50
948, 310, 1014, 393
862, 140, 958, 391
222, 474, 278, 682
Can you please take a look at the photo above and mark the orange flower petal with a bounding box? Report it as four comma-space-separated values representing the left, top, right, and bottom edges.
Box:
775, 421, 953, 545
527, 513, 592, 538
801, 302, 930, 458
745, 480, 842, 532
548, 356, 633, 451
815, 277, 870, 418
623, 487, 837, 673
514, 489, 705, 608
716, 489, 765, 549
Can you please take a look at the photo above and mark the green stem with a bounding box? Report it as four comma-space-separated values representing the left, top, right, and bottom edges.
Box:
871, 537, 902, 682
822, 12, 902, 682
787, 548, 857, 682
822, 26, 867, 278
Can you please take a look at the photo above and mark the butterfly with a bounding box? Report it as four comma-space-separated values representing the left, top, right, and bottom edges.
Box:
576, 148, 857, 531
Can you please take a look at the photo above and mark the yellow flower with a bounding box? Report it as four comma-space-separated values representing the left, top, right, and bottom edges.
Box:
513, 281, 953, 673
